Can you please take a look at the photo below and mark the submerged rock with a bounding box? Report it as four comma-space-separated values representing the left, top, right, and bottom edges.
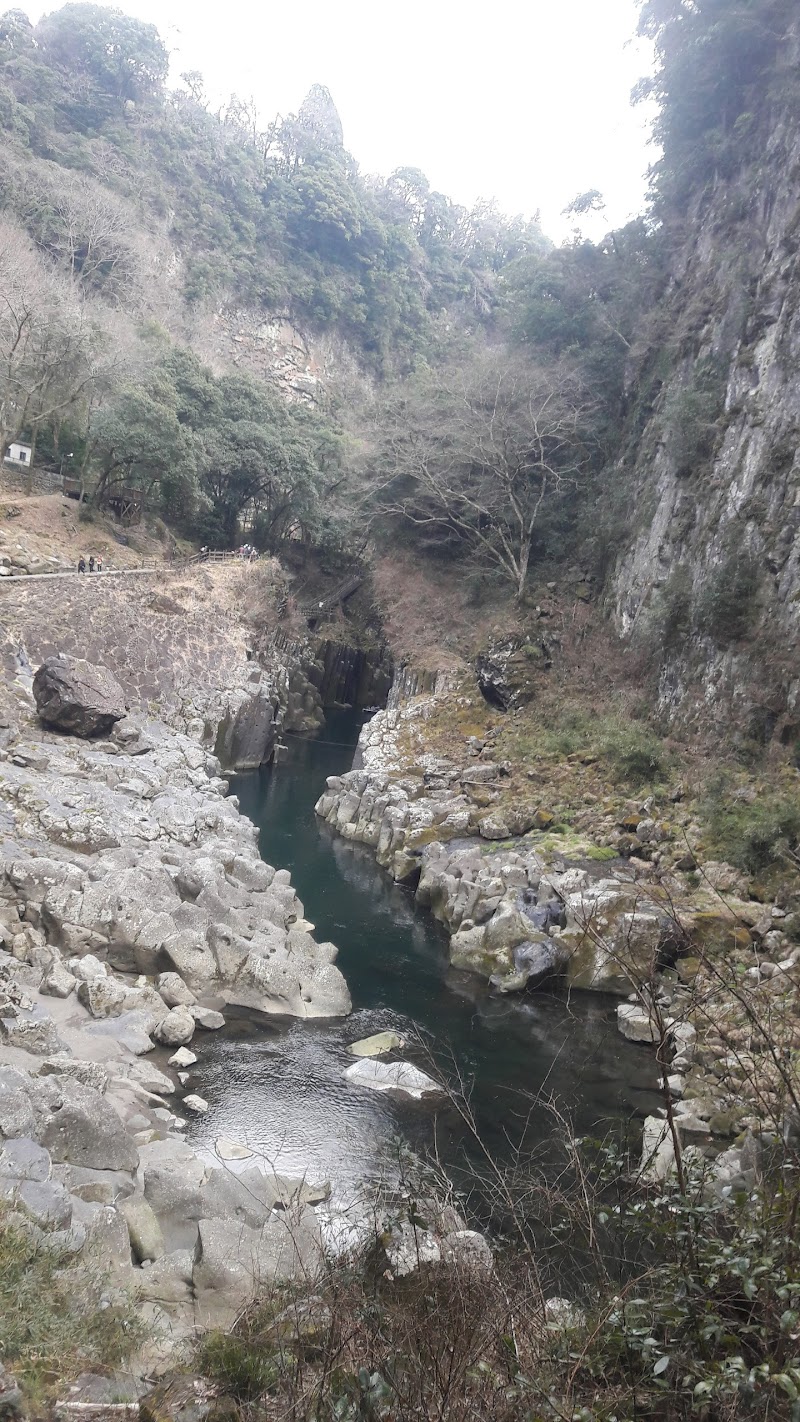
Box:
347, 1030, 404, 1057
215, 1137, 253, 1161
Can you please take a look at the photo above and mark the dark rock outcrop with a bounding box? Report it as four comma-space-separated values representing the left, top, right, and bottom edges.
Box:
212, 679, 277, 771
33, 656, 126, 738
475, 638, 550, 711
490, 938, 569, 993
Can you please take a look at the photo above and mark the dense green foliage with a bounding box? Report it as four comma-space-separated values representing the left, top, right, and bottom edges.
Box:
637, 0, 800, 213
57, 340, 345, 546
0, 4, 547, 372
1, 0, 797, 603
702, 772, 800, 874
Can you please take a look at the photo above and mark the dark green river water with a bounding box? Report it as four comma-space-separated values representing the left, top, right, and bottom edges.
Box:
187, 710, 661, 1210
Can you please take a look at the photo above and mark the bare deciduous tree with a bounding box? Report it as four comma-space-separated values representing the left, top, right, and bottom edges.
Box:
23, 171, 143, 304
368, 351, 594, 600
0, 219, 111, 482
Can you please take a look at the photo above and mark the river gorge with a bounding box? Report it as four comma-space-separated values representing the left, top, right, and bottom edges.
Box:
186, 710, 663, 1216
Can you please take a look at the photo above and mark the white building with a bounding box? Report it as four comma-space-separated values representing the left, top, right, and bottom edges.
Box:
4, 442, 32, 466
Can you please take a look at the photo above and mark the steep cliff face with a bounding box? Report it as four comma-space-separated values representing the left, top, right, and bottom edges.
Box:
610, 23, 800, 745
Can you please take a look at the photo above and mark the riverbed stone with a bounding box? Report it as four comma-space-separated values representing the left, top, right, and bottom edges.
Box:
383, 1221, 441, 1277
36, 1077, 139, 1171
16, 1178, 72, 1230
68, 955, 107, 983
344, 1059, 443, 1100
441, 1229, 494, 1275
0, 1136, 51, 1181
192, 1208, 323, 1328
189, 1006, 225, 1030
86, 1010, 156, 1056
157, 973, 197, 1009
347, 1030, 404, 1057
214, 1138, 253, 1162
617, 1004, 661, 1043
0, 1071, 37, 1138
116, 1060, 174, 1096
135, 1249, 195, 1306
77, 975, 129, 1017
41, 963, 77, 999
120, 1195, 165, 1263
0, 1014, 67, 1056
168, 1047, 196, 1068
153, 1007, 195, 1047
640, 1116, 676, 1183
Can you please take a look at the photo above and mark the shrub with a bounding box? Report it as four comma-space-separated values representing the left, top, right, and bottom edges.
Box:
599, 721, 666, 785
662, 356, 728, 478
702, 776, 800, 873
196, 1331, 281, 1399
696, 553, 760, 644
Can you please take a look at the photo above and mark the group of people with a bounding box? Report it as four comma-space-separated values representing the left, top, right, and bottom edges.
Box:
238, 543, 258, 562
77, 555, 102, 573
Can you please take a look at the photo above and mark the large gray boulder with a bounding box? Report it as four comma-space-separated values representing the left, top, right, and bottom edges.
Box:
153, 1006, 195, 1046
0, 1014, 68, 1056
32, 655, 127, 738
34, 1076, 139, 1171
193, 1208, 323, 1328
0, 1069, 37, 1138
213, 687, 276, 772
120, 1195, 165, 1263
0, 1137, 51, 1182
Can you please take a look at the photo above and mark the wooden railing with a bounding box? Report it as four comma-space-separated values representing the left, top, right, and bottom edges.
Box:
298, 573, 363, 620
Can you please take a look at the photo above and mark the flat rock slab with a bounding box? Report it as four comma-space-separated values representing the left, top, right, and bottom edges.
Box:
347, 1030, 405, 1058
344, 1059, 443, 1100
0, 1136, 51, 1182
215, 1137, 253, 1161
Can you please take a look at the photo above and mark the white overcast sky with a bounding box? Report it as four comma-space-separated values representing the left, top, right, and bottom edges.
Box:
30, 0, 658, 242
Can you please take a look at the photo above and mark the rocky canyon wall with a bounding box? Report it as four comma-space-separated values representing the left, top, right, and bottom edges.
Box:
609, 25, 800, 744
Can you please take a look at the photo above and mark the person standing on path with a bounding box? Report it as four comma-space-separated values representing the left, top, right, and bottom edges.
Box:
78, 557, 86, 573
88, 555, 95, 572
96, 556, 102, 573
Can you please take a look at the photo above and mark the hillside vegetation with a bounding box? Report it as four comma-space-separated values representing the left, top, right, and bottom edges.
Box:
1, 0, 799, 739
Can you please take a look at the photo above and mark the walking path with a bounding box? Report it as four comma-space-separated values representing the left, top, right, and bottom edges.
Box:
0, 549, 263, 585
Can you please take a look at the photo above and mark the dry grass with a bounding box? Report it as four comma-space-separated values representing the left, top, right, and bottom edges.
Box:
0, 490, 188, 570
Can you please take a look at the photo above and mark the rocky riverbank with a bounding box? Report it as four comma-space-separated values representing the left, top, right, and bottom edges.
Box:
0, 642, 355, 1381
315, 688, 800, 1180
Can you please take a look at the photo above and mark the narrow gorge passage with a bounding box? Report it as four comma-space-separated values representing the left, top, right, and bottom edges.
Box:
187, 710, 663, 1209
